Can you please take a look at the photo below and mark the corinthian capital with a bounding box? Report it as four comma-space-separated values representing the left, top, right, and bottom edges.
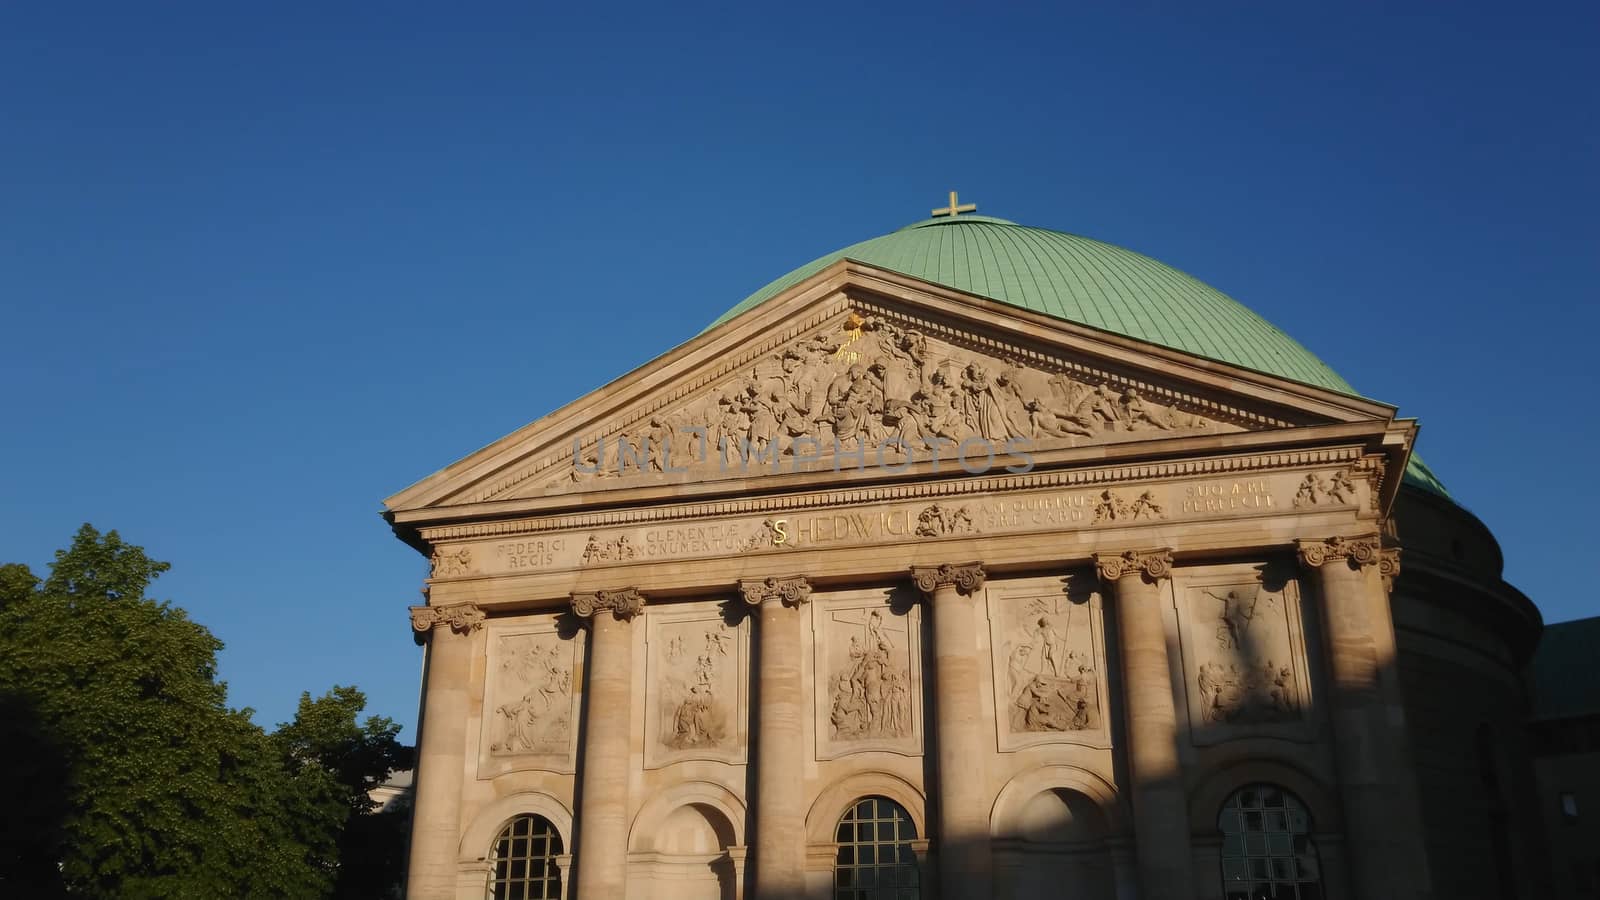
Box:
740, 575, 812, 608
910, 563, 985, 596
1296, 535, 1381, 571
409, 602, 486, 642
571, 587, 646, 621
1378, 547, 1401, 592
1093, 549, 1173, 584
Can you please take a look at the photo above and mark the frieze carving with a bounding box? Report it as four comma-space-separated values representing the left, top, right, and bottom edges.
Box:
742, 518, 788, 551
558, 310, 1226, 489
424, 447, 1359, 546
490, 632, 575, 756
430, 546, 473, 578
1091, 488, 1165, 524
1379, 547, 1401, 592
571, 588, 646, 620
1296, 535, 1381, 570
1094, 549, 1173, 583
580, 533, 637, 564
1291, 470, 1357, 508
911, 562, 986, 595
409, 602, 485, 638
915, 503, 974, 537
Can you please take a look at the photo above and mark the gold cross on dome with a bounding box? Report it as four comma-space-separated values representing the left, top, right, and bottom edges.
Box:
931, 190, 977, 218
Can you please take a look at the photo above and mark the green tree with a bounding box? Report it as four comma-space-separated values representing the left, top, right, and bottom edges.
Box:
276, 686, 415, 899
0, 525, 355, 898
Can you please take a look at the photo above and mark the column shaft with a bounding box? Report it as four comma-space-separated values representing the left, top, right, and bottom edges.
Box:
572, 589, 643, 900
406, 603, 485, 900
913, 563, 992, 897
1096, 550, 1194, 895
1300, 538, 1431, 898
742, 576, 812, 896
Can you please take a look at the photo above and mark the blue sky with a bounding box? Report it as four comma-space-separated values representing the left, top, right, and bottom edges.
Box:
2, 3, 1595, 738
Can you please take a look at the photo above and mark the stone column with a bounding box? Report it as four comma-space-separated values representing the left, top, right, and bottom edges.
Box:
1093, 549, 1194, 896
406, 602, 486, 900
571, 588, 645, 900
740, 575, 813, 896
1298, 536, 1431, 899
911, 562, 993, 897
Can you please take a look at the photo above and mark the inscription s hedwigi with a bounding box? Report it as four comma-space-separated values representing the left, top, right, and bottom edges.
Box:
469, 474, 1301, 575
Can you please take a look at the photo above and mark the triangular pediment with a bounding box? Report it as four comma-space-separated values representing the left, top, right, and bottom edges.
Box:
386, 261, 1408, 523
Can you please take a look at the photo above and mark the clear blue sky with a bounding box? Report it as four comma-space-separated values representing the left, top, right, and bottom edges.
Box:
3, 3, 1595, 739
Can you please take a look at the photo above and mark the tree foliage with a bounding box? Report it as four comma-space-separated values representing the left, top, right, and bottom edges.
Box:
0, 525, 410, 899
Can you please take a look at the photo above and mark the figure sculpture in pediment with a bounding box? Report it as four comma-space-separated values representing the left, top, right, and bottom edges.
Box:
961, 362, 1025, 441
1026, 397, 1097, 438
1087, 384, 1126, 430
1122, 388, 1175, 431
923, 369, 967, 440
563, 309, 1233, 487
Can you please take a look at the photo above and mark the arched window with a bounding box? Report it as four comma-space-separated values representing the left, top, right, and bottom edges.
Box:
489, 814, 563, 900
1218, 784, 1322, 900
834, 796, 921, 900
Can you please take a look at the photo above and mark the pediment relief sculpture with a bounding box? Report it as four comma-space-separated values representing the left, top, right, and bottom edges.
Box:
525, 309, 1266, 498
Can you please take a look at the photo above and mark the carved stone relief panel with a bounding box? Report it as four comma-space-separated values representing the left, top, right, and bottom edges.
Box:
1174, 565, 1314, 745
478, 617, 582, 777
527, 306, 1262, 497
812, 588, 923, 759
643, 602, 749, 768
986, 574, 1110, 752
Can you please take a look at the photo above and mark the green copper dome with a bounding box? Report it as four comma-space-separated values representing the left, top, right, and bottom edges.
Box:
711, 214, 1449, 497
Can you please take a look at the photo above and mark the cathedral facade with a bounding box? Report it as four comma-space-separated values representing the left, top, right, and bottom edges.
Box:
386, 211, 1546, 899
